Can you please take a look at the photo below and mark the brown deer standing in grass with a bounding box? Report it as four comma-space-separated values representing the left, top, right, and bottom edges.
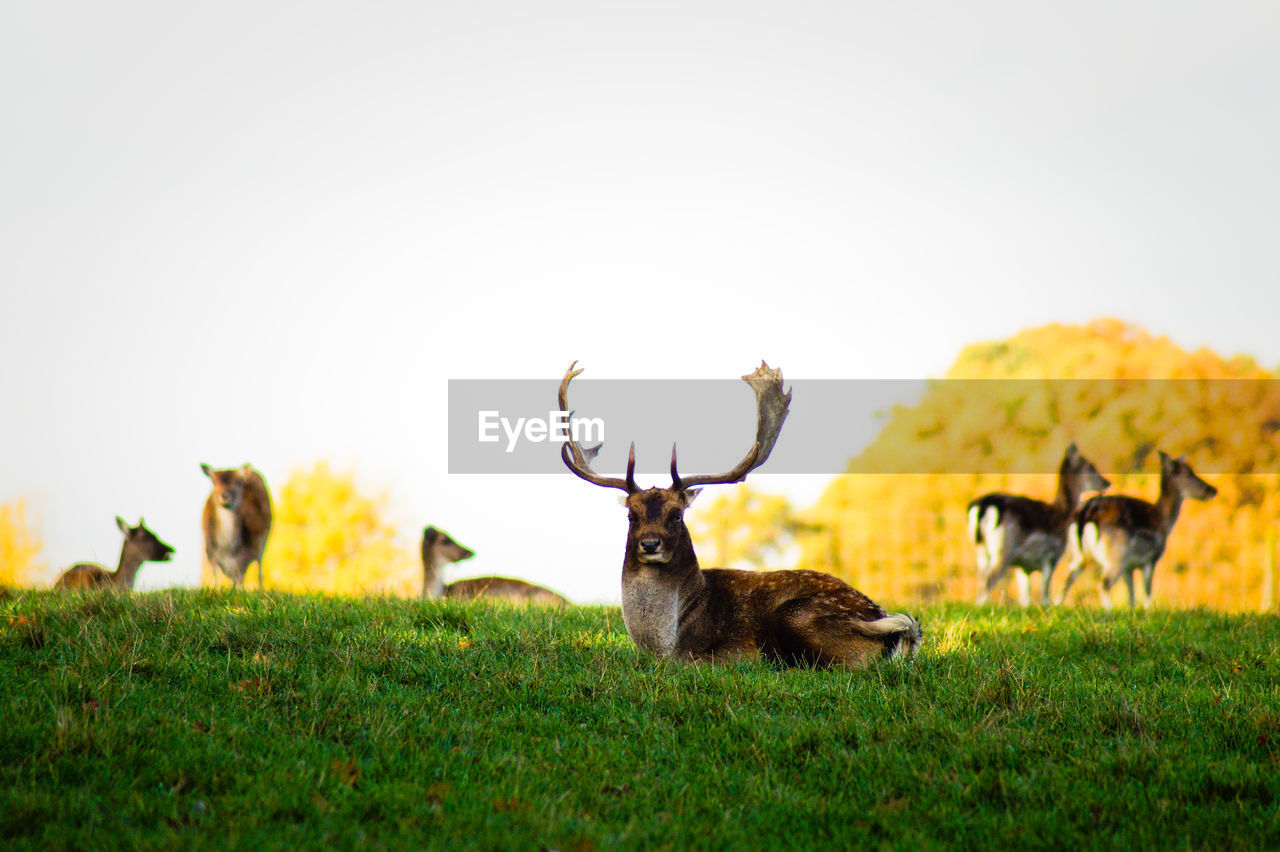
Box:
421, 526, 570, 605
968, 444, 1111, 606
1057, 450, 1216, 609
55, 517, 174, 590
559, 361, 921, 668
201, 463, 273, 589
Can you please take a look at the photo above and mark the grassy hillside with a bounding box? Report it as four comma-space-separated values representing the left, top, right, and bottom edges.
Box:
2, 590, 1278, 851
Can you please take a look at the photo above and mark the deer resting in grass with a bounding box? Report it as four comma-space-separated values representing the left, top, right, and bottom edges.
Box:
1057, 450, 1216, 609
968, 443, 1110, 607
55, 517, 174, 590
422, 526, 570, 605
560, 361, 921, 668
202, 463, 273, 589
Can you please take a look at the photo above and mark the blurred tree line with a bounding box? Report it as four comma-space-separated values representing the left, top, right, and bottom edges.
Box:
0, 500, 43, 587
693, 320, 1280, 611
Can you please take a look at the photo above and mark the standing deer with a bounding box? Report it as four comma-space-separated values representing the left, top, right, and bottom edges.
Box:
55, 517, 174, 590
968, 444, 1110, 606
201, 463, 273, 589
560, 361, 921, 668
1057, 450, 1216, 609
421, 526, 569, 605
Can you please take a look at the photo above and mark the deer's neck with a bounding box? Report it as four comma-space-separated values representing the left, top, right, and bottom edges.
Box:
1052, 467, 1083, 521
620, 539, 704, 657
422, 552, 446, 599
1156, 477, 1185, 534
114, 541, 145, 588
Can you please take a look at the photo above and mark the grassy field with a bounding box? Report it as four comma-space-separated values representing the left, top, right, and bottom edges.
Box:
1, 589, 1277, 851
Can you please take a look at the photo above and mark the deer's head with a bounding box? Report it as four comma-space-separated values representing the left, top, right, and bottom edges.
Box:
422, 526, 475, 566
1159, 451, 1217, 501
1063, 443, 1111, 493
559, 361, 791, 568
202, 463, 254, 510
116, 516, 174, 563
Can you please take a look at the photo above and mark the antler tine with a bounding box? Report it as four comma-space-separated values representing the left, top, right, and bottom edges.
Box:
675, 361, 791, 489
558, 362, 636, 493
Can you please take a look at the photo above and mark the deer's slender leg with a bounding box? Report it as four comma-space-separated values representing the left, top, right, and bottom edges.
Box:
1139, 564, 1155, 609
1040, 560, 1055, 606
1098, 566, 1116, 610
978, 561, 1010, 605
1014, 569, 1032, 607
1122, 569, 1137, 609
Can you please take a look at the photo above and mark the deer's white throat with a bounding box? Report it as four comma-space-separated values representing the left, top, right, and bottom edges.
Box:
621, 568, 679, 656
215, 504, 239, 548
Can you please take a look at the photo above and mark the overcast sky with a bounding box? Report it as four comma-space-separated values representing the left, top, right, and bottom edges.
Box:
3, 2, 1278, 602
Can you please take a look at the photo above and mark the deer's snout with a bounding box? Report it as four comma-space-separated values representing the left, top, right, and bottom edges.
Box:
639, 537, 662, 554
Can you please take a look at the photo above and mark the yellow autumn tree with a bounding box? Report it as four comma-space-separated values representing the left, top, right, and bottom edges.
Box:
797, 319, 1280, 611
256, 462, 416, 596
688, 486, 804, 570
0, 500, 44, 587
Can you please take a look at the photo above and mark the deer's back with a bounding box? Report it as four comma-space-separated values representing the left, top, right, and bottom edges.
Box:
713, 568, 887, 618
445, 577, 568, 606
1077, 495, 1161, 534
969, 493, 1065, 539
54, 563, 114, 590
682, 568, 887, 654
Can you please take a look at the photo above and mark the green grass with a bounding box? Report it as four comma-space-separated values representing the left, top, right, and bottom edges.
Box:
1, 589, 1277, 851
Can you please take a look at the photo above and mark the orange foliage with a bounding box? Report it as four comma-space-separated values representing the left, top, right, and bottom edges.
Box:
798, 320, 1280, 611
0, 500, 44, 588
253, 462, 416, 596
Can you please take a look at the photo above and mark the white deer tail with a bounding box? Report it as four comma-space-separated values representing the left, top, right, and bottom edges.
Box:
852, 612, 923, 658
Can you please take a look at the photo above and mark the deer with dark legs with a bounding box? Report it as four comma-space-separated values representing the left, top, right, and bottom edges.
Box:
55, 517, 174, 590
1057, 450, 1216, 609
560, 361, 921, 668
201, 463, 273, 589
421, 526, 570, 605
968, 444, 1110, 606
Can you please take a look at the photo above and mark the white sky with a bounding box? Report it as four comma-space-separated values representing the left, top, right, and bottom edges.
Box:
3, 2, 1278, 602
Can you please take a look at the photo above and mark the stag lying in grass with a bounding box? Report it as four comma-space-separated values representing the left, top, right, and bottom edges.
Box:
55, 517, 174, 590
560, 361, 921, 668
1057, 450, 1216, 609
202, 463, 273, 589
968, 443, 1110, 606
422, 526, 569, 605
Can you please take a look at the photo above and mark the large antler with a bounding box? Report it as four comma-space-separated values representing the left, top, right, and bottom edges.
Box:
558, 361, 637, 493
671, 361, 792, 490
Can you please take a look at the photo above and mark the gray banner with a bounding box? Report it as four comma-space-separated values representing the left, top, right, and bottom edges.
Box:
448, 378, 1280, 475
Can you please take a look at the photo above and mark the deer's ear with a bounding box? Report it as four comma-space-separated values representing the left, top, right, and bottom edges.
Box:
618, 495, 630, 508
681, 488, 702, 508
201, 463, 213, 478
116, 516, 130, 534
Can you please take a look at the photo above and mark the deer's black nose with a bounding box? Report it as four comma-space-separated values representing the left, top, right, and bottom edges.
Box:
640, 537, 661, 554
